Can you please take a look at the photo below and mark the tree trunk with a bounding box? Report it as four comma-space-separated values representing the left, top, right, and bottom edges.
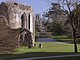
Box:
73, 29, 77, 53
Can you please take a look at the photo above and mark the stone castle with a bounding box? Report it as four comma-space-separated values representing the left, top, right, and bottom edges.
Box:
0, 2, 35, 53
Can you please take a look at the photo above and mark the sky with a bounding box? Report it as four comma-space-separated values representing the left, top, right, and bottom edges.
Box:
0, 0, 55, 16
0, 0, 79, 16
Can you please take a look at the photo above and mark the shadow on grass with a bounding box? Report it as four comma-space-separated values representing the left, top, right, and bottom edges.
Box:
54, 39, 80, 44
55, 39, 74, 44
52, 36, 80, 44
0, 52, 80, 60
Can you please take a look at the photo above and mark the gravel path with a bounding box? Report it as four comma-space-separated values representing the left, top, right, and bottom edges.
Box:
37, 38, 57, 42
37, 38, 67, 44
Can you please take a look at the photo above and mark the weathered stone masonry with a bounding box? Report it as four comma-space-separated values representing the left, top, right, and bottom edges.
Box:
0, 2, 35, 53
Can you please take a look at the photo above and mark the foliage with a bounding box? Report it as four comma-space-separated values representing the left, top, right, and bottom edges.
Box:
43, 3, 67, 35
45, 21, 66, 35
52, 22, 66, 35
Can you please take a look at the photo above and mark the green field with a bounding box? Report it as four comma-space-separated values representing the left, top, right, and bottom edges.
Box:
0, 35, 80, 59
51, 35, 80, 44
15, 42, 75, 54
0, 42, 80, 59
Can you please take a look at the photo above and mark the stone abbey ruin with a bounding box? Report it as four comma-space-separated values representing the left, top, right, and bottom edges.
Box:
0, 2, 35, 53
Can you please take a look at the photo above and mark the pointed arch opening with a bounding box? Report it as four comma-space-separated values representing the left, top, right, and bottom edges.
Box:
21, 12, 27, 28
28, 13, 30, 29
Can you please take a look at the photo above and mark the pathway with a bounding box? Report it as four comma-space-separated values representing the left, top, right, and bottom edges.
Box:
13, 54, 80, 60
37, 38, 67, 44
37, 38, 57, 42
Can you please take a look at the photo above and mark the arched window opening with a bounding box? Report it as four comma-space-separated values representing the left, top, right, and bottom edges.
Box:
28, 14, 30, 29
21, 12, 27, 28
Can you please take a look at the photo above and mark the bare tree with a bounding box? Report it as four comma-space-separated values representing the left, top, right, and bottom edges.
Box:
57, 0, 80, 53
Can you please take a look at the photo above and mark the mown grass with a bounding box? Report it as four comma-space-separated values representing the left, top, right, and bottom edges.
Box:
51, 35, 74, 43
51, 35, 80, 44
0, 42, 80, 59
15, 42, 74, 54
51, 35, 72, 40
15, 42, 80, 54
0, 35, 80, 59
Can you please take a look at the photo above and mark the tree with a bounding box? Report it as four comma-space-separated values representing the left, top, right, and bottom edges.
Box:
57, 0, 80, 53
43, 3, 67, 35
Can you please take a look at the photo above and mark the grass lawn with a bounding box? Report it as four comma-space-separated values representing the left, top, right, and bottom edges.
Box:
51, 35, 80, 51
15, 42, 73, 54
0, 35, 80, 59
51, 35, 72, 40
51, 35, 80, 44
0, 42, 80, 59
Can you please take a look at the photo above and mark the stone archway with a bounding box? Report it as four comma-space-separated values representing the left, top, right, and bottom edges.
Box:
20, 12, 27, 46
20, 12, 33, 47
19, 28, 33, 48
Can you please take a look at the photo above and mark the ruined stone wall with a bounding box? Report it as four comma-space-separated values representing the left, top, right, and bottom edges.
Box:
0, 15, 34, 53
5, 2, 34, 29
0, 15, 20, 53
0, 2, 35, 53
0, 2, 9, 23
